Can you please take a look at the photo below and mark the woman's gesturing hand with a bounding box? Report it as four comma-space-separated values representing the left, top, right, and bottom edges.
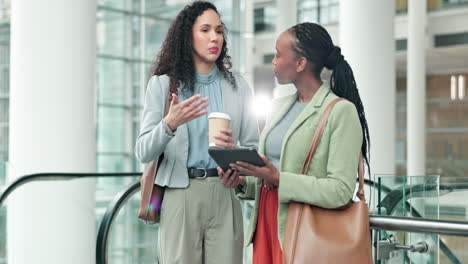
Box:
165, 93, 208, 131
229, 155, 280, 187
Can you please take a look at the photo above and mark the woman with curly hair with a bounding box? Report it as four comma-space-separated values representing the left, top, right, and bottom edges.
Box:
135, 1, 258, 263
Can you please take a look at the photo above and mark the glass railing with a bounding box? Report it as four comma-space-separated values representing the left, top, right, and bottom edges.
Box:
101, 177, 468, 264
3, 172, 468, 264
375, 175, 468, 263
97, 181, 256, 264
101, 182, 158, 264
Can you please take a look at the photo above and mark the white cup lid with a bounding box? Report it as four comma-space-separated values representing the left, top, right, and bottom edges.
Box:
208, 112, 231, 120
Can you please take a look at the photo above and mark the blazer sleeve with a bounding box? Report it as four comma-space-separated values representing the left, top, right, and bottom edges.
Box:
236, 75, 260, 149
134, 75, 174, 163
278, 101, 363, 209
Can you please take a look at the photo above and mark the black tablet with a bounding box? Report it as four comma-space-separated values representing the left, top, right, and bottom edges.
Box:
208, 148, 266, 171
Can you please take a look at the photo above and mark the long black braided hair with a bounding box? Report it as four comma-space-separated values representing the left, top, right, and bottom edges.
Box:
290, 22, 371, 176
151, 1, 236, 95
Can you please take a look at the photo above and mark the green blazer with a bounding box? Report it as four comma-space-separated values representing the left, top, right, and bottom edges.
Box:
238, 82, 363, 248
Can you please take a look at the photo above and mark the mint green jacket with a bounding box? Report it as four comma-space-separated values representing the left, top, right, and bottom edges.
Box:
238, 82, 363, 248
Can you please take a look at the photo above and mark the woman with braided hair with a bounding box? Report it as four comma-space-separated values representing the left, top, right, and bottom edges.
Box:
218, 22, 370, 263
135, 2, 258, 263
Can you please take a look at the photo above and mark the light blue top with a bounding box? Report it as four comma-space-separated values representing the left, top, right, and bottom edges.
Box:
264, 100, 308, 169
135, 72, 259, 188
183, 66, 223, 169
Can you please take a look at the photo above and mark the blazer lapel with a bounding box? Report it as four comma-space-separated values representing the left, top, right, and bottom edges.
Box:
279, 82, 331, 162
258, 94, 297, 155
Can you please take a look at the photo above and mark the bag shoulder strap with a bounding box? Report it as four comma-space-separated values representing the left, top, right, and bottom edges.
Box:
301, 98, 366, 202
142, 91, 172, 177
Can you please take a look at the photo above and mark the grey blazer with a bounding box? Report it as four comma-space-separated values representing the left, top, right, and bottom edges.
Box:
135, 73, 259, 188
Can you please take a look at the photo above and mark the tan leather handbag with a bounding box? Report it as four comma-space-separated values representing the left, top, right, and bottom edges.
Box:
138, 93, 171, 224
283, 98, 373, 264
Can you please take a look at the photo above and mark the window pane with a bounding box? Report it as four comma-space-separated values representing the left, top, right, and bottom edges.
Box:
0, 66, 8, 95
98, 59, 128, 105
145, 18, 170, 59
298, 9, 319, 23
428, 101, 468, 128
97, 10, 128, 57
298, 0, 318, 9
97, 106, 130, 153
330, 5, 339, 23
98, 0, 128, 10
0, 99, 8, 123
96, 155, 133, 189
321, 7, 330, 24
0, 127, 8, 162
131, 15, 142, 59
97, 154, 132, 174
0, 153, 6, 185
145, 1, 185, 19
254, 5, 275, 33
214, 0, 234, 27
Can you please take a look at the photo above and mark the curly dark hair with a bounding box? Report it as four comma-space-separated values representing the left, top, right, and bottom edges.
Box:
151, 1, 236, 95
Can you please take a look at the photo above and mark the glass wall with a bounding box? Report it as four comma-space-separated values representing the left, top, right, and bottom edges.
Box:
0, 0, 9, 165
0, 2, 9, 262
396, 74, 468, 177
254, 4, 275, 33
297, 0, 339, 25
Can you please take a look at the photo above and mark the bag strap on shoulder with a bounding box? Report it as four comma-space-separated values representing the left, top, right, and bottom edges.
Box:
301, 98, 366, 202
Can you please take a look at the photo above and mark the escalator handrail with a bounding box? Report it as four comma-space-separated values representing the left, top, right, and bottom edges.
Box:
96, 179, 386, 264
0, 172, 140, 207
97, 178, 468, 264
96, 181, 141, 264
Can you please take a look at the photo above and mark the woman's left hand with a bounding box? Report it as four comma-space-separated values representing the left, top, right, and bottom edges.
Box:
229, 155, 280, 187
213, 128, 236, 149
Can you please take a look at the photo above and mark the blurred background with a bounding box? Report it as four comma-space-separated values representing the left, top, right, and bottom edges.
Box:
1, 0, 468, 263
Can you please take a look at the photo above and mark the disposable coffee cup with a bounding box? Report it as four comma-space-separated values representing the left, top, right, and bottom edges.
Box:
208, 112, 231, 148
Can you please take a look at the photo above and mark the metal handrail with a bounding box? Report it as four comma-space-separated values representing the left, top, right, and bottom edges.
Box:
0, 172, 141, 264
374, 180, 467, 263
95, 179, 386, 264
370, 215, 468, 237
3, 174, 468, 264
96, 178, 468, 264
96, 181, 140, 264
0, 172, 140, 206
